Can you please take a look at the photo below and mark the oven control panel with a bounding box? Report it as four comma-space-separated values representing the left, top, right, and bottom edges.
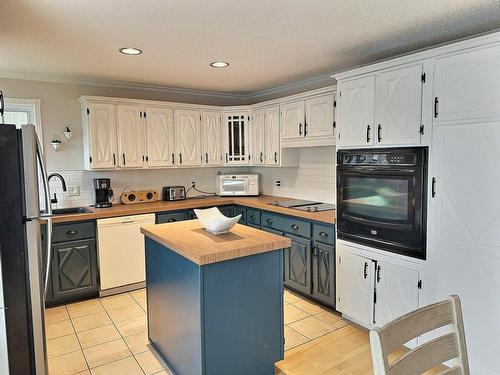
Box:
340, 152, 417, 166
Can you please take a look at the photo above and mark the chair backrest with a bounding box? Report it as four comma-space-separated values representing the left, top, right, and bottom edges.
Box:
370, 295, 469, 375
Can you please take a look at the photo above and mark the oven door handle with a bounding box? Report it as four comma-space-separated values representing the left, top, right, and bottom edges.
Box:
338, 167, 416, 175
341, 213, 414, 230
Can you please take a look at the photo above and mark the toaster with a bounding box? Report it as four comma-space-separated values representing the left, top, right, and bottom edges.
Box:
162, 186, 186, 201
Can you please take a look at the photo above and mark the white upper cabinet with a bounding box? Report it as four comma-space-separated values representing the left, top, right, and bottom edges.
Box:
336, 245, 373, 327
374, 65, 423, 145
281, 93, 336, 147
264, 106, 280, 165
434, 44, 500, 124
84, 102, 118, 170
251, 109, 265, 165
281, 100, 305, 141
145, 106, 175, 168
223, 112, 249, 165
337, 76, 376, 147
175, 109, 201, 166
201, 111, 222, 166
373, 261, 419, 327
305, 94, 335, 139
117, 104, 145, 168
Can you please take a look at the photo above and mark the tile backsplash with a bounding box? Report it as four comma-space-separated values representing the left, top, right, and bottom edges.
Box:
40, 146, 336, 209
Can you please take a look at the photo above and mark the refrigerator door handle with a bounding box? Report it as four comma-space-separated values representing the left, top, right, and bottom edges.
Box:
35, 133, 53, 296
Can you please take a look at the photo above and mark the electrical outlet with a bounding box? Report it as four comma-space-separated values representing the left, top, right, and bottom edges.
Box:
67, 185, 80, 196
275, 179, 281, 187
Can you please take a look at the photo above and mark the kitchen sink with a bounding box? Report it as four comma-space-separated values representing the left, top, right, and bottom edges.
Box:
42, 207, 92, 216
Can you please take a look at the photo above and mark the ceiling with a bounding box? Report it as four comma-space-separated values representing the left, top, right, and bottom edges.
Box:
1, 0, 500, 96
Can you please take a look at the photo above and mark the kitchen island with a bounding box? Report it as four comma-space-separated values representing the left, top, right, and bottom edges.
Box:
140, 220, 291, 375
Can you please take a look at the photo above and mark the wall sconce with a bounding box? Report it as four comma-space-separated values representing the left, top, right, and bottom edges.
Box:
63, 126, 72, 141
51, 135, 62, 151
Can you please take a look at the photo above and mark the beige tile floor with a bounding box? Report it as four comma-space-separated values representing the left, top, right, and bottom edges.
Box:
45, 288, 349, 374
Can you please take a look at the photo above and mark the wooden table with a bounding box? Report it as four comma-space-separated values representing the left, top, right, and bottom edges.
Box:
141, 220, 291, 375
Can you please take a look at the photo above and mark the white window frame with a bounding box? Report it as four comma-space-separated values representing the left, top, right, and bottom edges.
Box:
4, 98, 43, 148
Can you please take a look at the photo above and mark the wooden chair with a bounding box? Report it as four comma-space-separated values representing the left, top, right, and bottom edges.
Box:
370, 295, 470, 375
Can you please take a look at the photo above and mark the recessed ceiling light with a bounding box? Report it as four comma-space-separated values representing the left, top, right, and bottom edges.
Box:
210, 61, 229, 68
119, 47, 142, 55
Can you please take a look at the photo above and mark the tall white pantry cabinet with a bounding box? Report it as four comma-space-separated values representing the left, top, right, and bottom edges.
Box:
335, 31, 500, 374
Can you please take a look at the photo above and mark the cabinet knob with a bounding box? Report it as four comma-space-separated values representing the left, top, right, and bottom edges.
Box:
319, 231, 328, 238
291, 224, 299, 231
167, 218, 176, 223
66, 230, 78, 236
266, 218, 273, 224
250, 214, 257, 220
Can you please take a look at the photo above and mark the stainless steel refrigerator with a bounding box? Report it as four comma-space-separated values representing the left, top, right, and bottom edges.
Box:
0, 124, 52, 374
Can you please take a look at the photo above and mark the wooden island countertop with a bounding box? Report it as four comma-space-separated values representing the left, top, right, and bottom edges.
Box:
141, 220, 291, 265
45, 195, 336, 224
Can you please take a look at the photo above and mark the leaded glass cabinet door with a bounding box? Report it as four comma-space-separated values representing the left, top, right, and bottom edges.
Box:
224, 112, 250, 165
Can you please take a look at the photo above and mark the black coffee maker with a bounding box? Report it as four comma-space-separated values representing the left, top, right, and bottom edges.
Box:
94, 178, 114, 208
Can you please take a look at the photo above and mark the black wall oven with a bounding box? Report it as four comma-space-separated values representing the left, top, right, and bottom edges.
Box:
337, 147, 427, 259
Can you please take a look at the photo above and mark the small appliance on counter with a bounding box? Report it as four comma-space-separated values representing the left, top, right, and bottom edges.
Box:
162, 186, 186, 201
218, 174, 259, 196
121, 190, 158, 205
94, 178, 114, 208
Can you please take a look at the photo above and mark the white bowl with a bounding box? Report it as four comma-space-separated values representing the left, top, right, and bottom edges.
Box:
194, 207, 241, 235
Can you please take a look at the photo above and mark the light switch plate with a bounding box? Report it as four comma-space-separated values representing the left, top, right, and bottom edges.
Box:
67, 185, 80, 196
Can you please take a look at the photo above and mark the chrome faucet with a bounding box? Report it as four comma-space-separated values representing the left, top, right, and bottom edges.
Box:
48, 173, 67, 204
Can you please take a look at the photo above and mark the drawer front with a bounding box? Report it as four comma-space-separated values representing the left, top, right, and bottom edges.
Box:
312, 223, 335, 245
157, 211, 188, 224
261, 212, 311, 238
233, 206, 247, 224
52, 221, 95, 243
218, 205, 234, 218
246, 208, 261, 226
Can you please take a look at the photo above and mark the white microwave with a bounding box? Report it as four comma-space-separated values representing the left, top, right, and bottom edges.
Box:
218, 174, 259, 196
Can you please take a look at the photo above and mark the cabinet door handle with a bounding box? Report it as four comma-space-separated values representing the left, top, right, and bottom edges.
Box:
167, 218, 176, 223
318, 231, 328, 238
366, 125, 371, 143
274, 151, 278, 163
266, 218, 273, 224
363, 262, 368, 279
298, 122, 303, 135
376, 265, 381, 283
260, 152, 263, 162
304, 121, 308, 136
434, 97, 439, 118
179, 153, 182, 164
122, 153, 126, 166
145, 156, 148, 162
250, 214, 257, 220
112, 153, 116, 166
313, 246, 318, 257
377, 124, 382, 142
171, 153, 174, 164
66, 230, 78, 236
291, 224, 299, 231
205, 153, 208, 163
225, 153, 228, 163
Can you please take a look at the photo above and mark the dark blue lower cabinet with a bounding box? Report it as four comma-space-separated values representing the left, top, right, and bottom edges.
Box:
217, 205, 234, 218
145, 238, 284, 375
283, 233, 312, 295
233, 205, 247, 224
311, 242, 335, 306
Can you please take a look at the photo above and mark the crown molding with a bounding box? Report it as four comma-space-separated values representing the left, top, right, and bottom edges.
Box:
0, 69, 337, 104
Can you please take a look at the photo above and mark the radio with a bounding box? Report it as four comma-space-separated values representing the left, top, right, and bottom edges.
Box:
121, 190, 158, 205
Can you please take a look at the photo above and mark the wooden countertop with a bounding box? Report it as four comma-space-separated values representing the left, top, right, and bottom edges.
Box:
141, 220, 291, 265
44, 195, 336, 224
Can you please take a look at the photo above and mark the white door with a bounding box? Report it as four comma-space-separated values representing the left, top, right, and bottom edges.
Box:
251, 109, 265, 165
117, 104, 144, 168
375, 65, 423, 145
281, 100, 305, 141
431, 121, 500, 373
336, 245, 374, 326
223, 113, 249, 165
145, 106, 175, 167
201, 111, 221, 165
305, 94, 334, 139
175, 109, 201, 166
434, 44, 500, 124
374, 261, 419, 326
88, 102, 118, 169
337, 76, 375, 147
264, 105, 280, 165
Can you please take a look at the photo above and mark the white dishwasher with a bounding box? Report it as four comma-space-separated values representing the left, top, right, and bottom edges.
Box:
97, 213, 155, 295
